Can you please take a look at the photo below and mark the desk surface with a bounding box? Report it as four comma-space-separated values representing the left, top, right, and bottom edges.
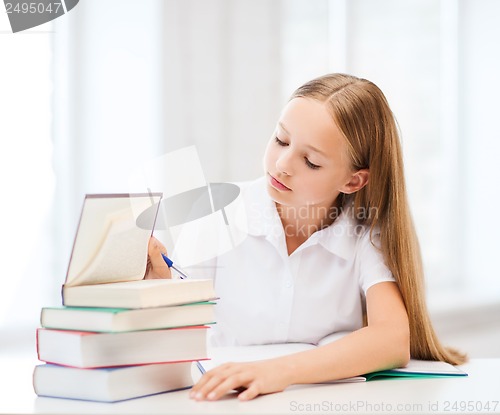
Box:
1, 355, 499, 415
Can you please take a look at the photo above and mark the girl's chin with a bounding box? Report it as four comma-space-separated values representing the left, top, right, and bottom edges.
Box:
266, 187, 299, 207
266, 185, 287, 201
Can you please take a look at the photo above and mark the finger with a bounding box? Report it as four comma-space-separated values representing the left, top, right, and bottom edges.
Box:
238, 384, 260, 401
205, 375, 251, 401
147, 236, 165, 256
145, 238, 172, 279
190, 367, 221, 396
149, 250, 170, 271
153, 236, 168, 253
191, 362, 234, 392
192, 373, 229, 400
190, 364, 239, 400
190, 373, 210, 396
144, 254, 171, 279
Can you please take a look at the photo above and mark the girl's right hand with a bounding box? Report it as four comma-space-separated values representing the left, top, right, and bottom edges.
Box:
144, 236, 172, 279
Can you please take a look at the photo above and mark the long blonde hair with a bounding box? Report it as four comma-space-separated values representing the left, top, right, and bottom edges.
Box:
291, 73, 466, 365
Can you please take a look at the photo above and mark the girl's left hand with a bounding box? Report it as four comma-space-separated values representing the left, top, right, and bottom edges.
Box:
189, 360, 292, 401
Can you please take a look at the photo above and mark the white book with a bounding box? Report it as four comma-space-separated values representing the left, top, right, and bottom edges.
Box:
62, 278, 216, 309
33, 362, 193, 402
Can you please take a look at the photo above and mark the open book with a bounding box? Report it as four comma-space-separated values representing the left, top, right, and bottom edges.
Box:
61, 193, 215, 308
196, 343, 467, 384
65, 193, 163, 287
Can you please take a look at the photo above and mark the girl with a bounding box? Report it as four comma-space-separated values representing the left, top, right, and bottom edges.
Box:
146, 73, 466, 401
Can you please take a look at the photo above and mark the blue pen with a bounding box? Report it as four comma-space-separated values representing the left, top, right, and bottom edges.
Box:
161, 253, 189, 279
196, 361, 206, 375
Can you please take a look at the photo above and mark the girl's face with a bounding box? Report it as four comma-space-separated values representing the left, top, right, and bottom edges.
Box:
263, 97, 355, 210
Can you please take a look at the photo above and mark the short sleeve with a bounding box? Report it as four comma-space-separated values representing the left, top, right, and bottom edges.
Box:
356, 229, 395, 295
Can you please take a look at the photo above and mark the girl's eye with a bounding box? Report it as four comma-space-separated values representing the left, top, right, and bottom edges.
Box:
275, 137, 288, 146
305, 158, 321, 170
274, 136, 320, 169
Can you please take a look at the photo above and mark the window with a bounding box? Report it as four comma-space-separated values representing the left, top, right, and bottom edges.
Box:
0, 16, 55, 330
283, 0, 500, 302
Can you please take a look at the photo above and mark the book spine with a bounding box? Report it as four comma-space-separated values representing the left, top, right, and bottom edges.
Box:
61, 284, 66, 306
35, 328, 41, 361
32, 365, 39, 396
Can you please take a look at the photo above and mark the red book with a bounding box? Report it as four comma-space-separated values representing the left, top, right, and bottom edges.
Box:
37, 326, 208, 369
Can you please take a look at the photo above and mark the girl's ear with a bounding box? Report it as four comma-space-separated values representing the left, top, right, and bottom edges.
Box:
340, 169, 369, 194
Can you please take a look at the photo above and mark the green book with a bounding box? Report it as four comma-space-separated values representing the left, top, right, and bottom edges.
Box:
363, 359, 468, 380
40, 301, 215, 333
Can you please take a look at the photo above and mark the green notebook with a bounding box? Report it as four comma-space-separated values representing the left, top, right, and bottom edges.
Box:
363, 359, 468, 380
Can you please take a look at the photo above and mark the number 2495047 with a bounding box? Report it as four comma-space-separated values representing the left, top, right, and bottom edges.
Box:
5, 2, 63, 14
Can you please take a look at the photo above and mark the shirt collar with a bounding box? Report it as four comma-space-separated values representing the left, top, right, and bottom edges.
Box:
313, 210, 359, 261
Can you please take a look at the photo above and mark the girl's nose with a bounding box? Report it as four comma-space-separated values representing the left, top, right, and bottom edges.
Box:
276, 151, 293, 176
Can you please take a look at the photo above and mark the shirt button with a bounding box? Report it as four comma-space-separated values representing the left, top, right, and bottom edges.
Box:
285, 280, 292, 288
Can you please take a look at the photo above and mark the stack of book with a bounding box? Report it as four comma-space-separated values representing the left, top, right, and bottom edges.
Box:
33, 193, 216, 402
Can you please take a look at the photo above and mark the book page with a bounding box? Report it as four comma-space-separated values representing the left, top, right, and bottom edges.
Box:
65, 194, 161, 287
68, 211, 147, 286
389, 359, 467, 375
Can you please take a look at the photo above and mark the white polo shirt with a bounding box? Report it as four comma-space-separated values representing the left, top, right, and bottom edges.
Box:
194, 177, 395, 347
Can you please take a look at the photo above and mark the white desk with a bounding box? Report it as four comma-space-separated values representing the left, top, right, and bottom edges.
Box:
1, 355, 499, 414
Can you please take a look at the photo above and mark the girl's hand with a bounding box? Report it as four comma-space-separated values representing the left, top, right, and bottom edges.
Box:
144, 236, 172, 279
189, 359, 293, 401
